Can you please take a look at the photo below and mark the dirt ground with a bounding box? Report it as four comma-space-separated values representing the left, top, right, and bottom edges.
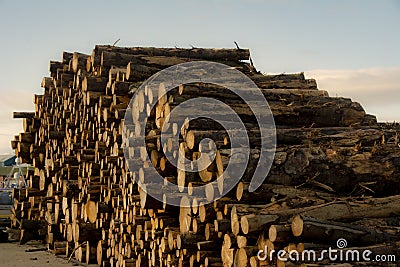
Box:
0, 241, 84, 267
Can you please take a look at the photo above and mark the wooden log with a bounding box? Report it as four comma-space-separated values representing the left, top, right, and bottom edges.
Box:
82, 77, 108, 92
240, 214, 279, 235
238, 195, 400, 222
53, 241, 67, 255
49, 61, 64, 76
93, 45, 250, 61
294, 216, 398, 246
13, 112, 35, 119
268, 224, 293, 243
71, 52, 89, 73
170, 95, 368, 128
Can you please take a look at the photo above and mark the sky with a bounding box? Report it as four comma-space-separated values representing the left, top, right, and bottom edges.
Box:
0, 0, 399, 154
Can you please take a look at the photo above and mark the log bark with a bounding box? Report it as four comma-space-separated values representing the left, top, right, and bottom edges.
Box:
13, 112, 35, 119
94, 45, 250, 61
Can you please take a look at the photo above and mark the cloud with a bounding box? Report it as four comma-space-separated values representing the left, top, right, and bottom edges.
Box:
305, 67, 400, 122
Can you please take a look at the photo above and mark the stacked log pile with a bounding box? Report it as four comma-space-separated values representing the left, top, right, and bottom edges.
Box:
10, 45, 400, 266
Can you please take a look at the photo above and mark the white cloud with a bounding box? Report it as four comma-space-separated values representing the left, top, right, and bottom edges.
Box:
305, 67, 400, 122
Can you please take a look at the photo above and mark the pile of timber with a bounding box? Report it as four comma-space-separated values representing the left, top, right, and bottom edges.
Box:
9, 45, 400, 267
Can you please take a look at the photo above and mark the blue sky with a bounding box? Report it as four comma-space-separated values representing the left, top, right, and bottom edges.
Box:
0, 0, 399, 153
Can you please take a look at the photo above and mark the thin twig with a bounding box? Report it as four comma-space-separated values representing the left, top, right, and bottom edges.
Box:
68, 241, 87, 263
112, 38, 120, 46
358, 183, 376, 194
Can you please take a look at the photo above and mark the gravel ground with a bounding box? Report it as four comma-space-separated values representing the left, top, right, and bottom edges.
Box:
0, 241, 82, 267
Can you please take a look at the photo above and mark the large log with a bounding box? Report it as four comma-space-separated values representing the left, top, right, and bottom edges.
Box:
93, 45, 250, 61
237, 195, 400, 222
293, 216, 398, 246
13, 112, 35, 119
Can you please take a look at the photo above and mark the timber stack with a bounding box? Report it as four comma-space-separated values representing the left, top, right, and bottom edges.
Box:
9, 45, 400, 266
